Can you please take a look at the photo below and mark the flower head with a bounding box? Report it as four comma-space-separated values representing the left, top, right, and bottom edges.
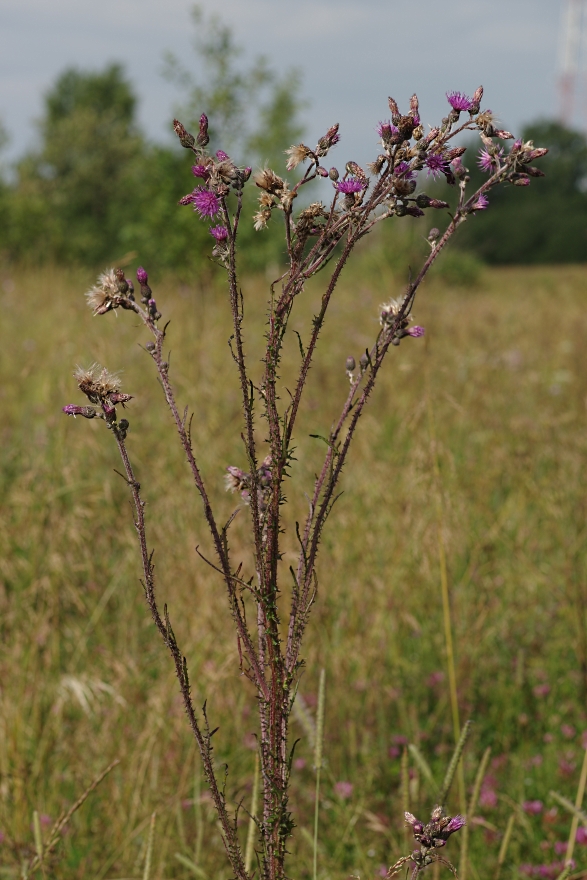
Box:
336, 177, 363, 194
377, 120, 400, 141
216, 150, 229, 160
62, 404, 98, 419
425, 153, 449, 179
136, 266, 148, 285
192, 164, 210, 180
285, 143, 313, 171
447, 91, 473, 112
209, 225, 228, 242
393, 161, 414, 180
406, 325, 425, 338
472, 193, 489, 211
478, 147, 503, 173
445, 815, 466, 835
192, 187, 220, 219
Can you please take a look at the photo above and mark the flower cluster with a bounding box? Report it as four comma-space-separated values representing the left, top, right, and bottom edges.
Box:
63, 364, 133, 430
174, 119, 252, 252
405, 806, 465, 872
379, 298, 425, 345
225, 456, 272, 512
85, 268, 136, 316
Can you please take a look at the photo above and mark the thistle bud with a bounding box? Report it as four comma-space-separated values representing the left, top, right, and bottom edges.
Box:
410, 93, 419, 117
405, 206, 424, 217
395, 204, 407, 217
388, 96, 400, 124
145, 342, 156, 352
346, 356, 356, 372
328, 167, 339, 181
137, 266, 148, 284
62, 404, 98, 419
316, 166, 329, 177
427, 227, 440, 242
173, 119, 196, 149
469, 85, 484, 114
495, 129, 514, 140
416, 193, 431, 208
512, 175, 531, 186
197, 113, 210, 147
114, 267, 129, 295
359, 353, 369, 370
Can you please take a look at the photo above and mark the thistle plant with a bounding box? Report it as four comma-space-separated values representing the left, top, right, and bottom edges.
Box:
62, 88, 546, 880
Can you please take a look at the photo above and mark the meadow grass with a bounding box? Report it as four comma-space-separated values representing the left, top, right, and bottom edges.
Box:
1, 258, 587, 878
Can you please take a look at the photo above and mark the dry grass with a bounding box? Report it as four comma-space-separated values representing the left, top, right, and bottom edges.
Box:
1, 259, 587, 878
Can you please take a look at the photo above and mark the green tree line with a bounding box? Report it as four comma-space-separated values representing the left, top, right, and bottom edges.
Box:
0, 7, 304, 275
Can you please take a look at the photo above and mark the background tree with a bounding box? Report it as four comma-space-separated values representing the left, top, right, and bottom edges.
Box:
453, 121, 587, 264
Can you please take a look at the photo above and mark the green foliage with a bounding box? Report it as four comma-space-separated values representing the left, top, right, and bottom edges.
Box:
2, 7, 306, 273
455, 121, 587, 264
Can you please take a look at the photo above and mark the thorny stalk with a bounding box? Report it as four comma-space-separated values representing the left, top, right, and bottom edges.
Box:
63, 90, 547, 880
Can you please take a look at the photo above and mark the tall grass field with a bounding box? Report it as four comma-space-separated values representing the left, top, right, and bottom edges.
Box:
1, 259, 587, 879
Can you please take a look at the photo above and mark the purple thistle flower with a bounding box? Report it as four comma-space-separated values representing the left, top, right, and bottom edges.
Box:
472, 193, 489, 211
377, 120, 399, 139
406, 325, 425, 338
192, 164, 210, 179
192, 187, 220, 219
446, 91, 473, 112
522, 800, 543, 815
136, 267, 148, 284
336, 178, 363, 194
216, 150, 229, 160
425, 153, 448, 179
445, 815, 466, 834
209, 225, 228, 242
478, 147, 503, 173
394, 161, 414, 180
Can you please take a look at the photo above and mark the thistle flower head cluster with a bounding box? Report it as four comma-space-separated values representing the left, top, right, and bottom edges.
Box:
405, 806, 465, 872
85, 268, 137, 316
379, 298, 425, 344
225, 456, 272, 512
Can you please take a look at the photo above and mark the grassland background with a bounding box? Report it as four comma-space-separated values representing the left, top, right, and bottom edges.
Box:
1, 254, 587, 879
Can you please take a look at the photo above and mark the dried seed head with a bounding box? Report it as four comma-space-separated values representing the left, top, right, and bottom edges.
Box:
254, 168, 286, 194
253, 207, 272, 231
285, 143, 313, 171
74, 364, 123, 405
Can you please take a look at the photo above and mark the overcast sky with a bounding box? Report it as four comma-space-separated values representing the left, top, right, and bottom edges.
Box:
0, 0, 576, 169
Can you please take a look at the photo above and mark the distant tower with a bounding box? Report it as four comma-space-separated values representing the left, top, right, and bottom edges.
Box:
558, 0, 587, 128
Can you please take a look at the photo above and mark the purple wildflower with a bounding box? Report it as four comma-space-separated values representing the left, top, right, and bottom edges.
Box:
336, 178, 363, 194
192, 187, 220, 219
334, 781, 353, 799
394, 161, 414, 180
377, 120, 399, 139
472, 193, 489, 211
216, 150, 229, 160
576, 827, 587, 845
478, 147, 503, 173
425, 153, 448, 179
62, 404, 96, 418
522, 800, 543, 815
192, 164, 210, 179
446, 91, 473, 112
209, 225, 228, 242
136, 267, 148, 284
406, 325, 425, 338
445, 815, 466, 835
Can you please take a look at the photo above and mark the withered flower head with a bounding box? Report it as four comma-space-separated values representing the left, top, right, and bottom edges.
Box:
74, 364, 125, 406
253, 207, 273, 231
285, 144, 313, 171
254, 168, 286, 194
85, 269, 121, 315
